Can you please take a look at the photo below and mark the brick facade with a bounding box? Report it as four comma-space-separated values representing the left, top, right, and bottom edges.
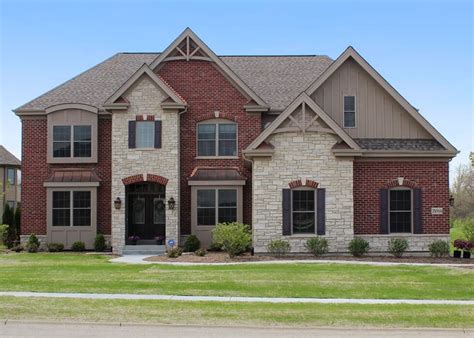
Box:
157, 60, 261, 235
20, 117, 112, 236
353, 161, 450, 235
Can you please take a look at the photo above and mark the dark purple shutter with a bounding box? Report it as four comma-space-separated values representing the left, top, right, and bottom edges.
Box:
413, 188, 423, 234
316, 188, 326, 235
154, 121, 162, 149
380, 189, 389, 234
128, 121, 136, 149
282, 189, 291, 236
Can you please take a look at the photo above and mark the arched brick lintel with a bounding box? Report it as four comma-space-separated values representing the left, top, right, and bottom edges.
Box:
122, 174, 169, 186
383, 178, 418, 189
195, 112, 237, 122
288, 179, 319, 189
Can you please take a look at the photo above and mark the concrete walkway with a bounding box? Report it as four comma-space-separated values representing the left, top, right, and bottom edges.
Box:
1, 291, 473, 305
110, 255, 473, 267
1, 321, 473, 338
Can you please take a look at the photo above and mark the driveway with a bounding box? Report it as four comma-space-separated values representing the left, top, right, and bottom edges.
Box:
1, 321, 472, 338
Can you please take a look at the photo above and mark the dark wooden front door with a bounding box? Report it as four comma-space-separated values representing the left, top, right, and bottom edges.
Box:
127, 182, 165, 244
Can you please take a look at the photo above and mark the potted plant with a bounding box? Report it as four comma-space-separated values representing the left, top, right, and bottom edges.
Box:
463, 241, 473, 259
453, 239, 464, 258
128, 235, 140, 245
155, 236, 165, 245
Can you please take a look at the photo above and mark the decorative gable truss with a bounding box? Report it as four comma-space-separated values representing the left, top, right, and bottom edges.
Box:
243, 93, 362, 158
149, 28, 269, 113
103, 64, 187, 111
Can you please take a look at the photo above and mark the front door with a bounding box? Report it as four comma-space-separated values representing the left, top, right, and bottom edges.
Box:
127, 182, 165, 244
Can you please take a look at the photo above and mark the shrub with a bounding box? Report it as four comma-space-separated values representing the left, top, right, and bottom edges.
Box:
183, 235, 200, 252
94, 234, 107, 252
212, 222, 252, 258
304, 237, 329, 256
47, 243, 64, 252
208, 242, 223, 252
2, 204, 16, 248
0, 224, 8, 245
71, 241, 86, 252
195, 248, 207, 257
388, 238, 409, 258
14, 207, 21, 243
348, 238, 370, 257
266, 239, 291, 256
462, 218, 474, 243
10, 244, 23, 252
25, 234, 40, 253
428, 240, 450, 258
166, 247, 183, 258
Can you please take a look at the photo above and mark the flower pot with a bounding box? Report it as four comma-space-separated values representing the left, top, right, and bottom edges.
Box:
453, 250, 462, 258
463, 251, 471, 259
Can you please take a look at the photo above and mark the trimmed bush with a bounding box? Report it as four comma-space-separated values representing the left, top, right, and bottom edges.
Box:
428, 240, 450, 258
47, 243, 64, 252
2, 204, 15, 248
208, 242, 223, 252
305, 237, 329, 256
183, 235, 200, 252
0, 224, 8, 245
348, 238, 370, 257
166, 247, 183, 258
212, 222, 252, 258
71, 241, 86, 252
195, 248, 207, 257
266, 239, 291, 256
25, 234, 40, 253
94, 234, 107, 252
388, 238, 409, 258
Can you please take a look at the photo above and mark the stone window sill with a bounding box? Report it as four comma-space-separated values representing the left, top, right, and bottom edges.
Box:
195, 156, 239, 160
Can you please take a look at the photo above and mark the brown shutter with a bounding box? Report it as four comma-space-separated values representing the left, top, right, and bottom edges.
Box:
282, 189, 291, 236
128, 121, 136, 149
154, 120, 162, 149
380, 189, 389, 234
316, 188, 326, 235
413, 188, 423, 234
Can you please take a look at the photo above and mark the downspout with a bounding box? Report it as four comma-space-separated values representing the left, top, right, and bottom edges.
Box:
243, 154, 255, 255
176, 107, 187, 244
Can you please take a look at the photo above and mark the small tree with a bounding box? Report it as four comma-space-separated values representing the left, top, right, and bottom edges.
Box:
14, 206, 21, 241
2, 204, 16, 248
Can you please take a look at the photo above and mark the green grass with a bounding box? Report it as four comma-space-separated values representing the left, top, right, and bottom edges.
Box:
0, 296, 472, 328
0, 253, 473, 300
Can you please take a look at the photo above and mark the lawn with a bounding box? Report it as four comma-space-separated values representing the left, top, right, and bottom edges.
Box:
0, 253, 472, 300
0, 296, 472, 328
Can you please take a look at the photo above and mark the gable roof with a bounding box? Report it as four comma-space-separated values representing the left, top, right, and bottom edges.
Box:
103, 63, 186, 109
0, 145, 21, 166
245, 93, 361, 155
305, 46, 457, 153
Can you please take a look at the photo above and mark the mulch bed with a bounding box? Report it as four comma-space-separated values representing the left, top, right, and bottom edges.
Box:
144, 251, 474, 264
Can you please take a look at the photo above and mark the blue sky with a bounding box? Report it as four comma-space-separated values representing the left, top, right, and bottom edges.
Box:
1, 0, 472, 175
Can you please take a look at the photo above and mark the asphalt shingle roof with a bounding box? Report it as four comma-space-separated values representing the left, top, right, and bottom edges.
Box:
0, 145, 21, 166
355, 139, 445, 152
16, 53, 332, 112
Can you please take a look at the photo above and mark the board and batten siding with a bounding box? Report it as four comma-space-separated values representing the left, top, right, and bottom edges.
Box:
312, 57, 431, 139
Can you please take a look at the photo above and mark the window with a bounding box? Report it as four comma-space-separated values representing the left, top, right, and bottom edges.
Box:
6, 168, 15, 185
389, 189, 412, 233
52, 191, 91, 227
16, 170, 21, 185
197, 122, 237, 157
135, 121, 155, 148
343, 96, 356, 128
53, 125, 92, 158
292, 190, 315, 234
197, 189, 237, 226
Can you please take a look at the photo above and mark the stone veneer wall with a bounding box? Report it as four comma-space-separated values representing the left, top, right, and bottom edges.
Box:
252, 132, 354, 253
111, 75, 180, 254
358, 234, 450, 252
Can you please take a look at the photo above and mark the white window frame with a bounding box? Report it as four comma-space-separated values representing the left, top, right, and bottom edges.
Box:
52, 125, 92, 159
343, 95, 356, 128
196, 120, 238, 159
291, 187, 317, 235
388, 187, 413, 234
135, 121, 156, 149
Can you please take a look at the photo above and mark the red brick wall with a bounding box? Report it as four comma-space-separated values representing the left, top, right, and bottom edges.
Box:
157, 60, 261, 234
21, 117, 112, 236
353, 161, 450, 234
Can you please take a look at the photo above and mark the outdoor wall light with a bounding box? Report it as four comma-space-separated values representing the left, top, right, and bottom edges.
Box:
114, 197, 122, 210
449, 195, 455, 207
168, 197, 176, 210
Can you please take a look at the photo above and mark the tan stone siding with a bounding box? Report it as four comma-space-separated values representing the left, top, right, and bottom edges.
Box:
252, 131, 354, 253
111, 75, 180, 254
358, 234, 450, 252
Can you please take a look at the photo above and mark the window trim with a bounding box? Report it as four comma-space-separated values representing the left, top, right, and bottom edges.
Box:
51, 190, 92, 227
388, 187, 413, 234
343, 95, 357, 129
196, 188, 238, 226
51, 124, 93, 159
196, 119, 238, 159
134, 120, 156, 149
291, 187, 317, 235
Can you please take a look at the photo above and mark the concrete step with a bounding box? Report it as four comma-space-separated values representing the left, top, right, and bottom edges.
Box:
122, 245, 166, 256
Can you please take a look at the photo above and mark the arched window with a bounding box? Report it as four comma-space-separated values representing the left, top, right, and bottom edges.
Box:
388, 187, 412, 233
197, 119, 237, 157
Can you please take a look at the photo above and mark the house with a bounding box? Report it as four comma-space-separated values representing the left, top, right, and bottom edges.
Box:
0, 145, 21, 216
14, 28, 457, 254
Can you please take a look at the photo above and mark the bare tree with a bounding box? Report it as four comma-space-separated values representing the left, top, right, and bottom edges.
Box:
451, 162, 474, 219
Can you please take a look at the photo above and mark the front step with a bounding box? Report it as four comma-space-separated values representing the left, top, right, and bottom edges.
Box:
122, 245, 166, 256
